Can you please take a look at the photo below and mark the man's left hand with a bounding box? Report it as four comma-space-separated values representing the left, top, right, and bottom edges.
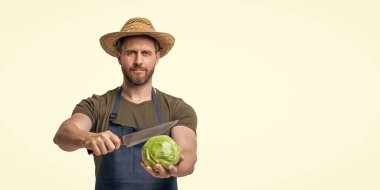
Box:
141, 154, 185, 178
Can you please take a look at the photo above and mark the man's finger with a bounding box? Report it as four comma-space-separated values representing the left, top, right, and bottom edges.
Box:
155, 164, 169, 178
141, 163, 159, 178
86, 141, 101, 156
92, 146, 101, 156
98, 142, 108, 155
177, 154, 185, 165
108, 131, 121, 150
168, 165, 177, 176
103, 138, 116, 153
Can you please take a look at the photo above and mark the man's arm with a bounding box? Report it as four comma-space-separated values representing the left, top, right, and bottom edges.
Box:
53, 113, 121, 156
170, 125, 197, 176
142, 125, 197, 178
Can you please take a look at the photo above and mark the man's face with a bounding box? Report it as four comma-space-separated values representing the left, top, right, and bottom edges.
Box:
117, 36, 160, 86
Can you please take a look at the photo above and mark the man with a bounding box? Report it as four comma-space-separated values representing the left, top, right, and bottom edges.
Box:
53, 17, 197, 190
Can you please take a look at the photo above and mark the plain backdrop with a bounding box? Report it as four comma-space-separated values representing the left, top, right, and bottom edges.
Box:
1, 0, 379, 189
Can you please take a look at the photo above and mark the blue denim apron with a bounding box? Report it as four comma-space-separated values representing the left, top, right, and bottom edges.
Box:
95, 87, 177, 190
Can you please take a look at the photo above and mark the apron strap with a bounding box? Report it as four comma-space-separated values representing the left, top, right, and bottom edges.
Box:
109, 86, 122, 123
151, 88, 163, 125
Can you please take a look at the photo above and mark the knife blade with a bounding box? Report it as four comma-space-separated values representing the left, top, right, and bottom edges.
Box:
121, 120, 178, 147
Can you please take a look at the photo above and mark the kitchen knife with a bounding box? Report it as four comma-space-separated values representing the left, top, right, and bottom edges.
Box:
121, 120, 178, 147
87, 120, 178, 155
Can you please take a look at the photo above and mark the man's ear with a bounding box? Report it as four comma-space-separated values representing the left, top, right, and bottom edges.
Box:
117, 53, 122, 65
155, 51, 161, 65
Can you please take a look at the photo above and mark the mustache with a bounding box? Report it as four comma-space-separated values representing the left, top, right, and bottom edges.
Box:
130, 65, 147, 71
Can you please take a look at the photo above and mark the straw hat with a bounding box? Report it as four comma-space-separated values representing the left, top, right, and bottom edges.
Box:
100, 17, 175, 58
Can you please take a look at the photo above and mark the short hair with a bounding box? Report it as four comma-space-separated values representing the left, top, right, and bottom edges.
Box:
115, 35, 161, 53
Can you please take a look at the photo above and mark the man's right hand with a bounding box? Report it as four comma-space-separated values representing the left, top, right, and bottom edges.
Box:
84, 131, 122, 156
54, 113, 122, 155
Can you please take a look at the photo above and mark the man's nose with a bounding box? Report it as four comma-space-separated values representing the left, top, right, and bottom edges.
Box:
134, 52, 143, 66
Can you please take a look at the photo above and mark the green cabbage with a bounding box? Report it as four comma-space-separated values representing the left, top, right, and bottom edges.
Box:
142, 135, 181, 170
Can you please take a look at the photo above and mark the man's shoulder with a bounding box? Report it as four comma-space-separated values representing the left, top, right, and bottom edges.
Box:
156, 88, 197, 132
156, 89, 183, 102
77, 87, 118, 108
156, 89, 194, 110
73, 87, 118, 119
89, 87, 119, 101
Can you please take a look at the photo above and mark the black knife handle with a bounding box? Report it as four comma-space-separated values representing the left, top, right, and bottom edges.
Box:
87, 149, 93, 155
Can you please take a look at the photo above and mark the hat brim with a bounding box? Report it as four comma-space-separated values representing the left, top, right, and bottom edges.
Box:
100, 31, 175, 58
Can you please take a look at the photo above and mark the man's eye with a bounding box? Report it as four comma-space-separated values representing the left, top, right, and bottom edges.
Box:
126, 51, 135, 56
142, 51, 151, 56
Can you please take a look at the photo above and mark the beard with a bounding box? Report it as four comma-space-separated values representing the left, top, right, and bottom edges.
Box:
122, 65, 155, 86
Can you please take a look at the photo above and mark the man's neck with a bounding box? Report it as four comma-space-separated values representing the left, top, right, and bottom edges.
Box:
121, 82, 153, 104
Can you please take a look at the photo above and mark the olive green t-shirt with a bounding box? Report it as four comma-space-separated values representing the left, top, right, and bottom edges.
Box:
72, 87, 197, 175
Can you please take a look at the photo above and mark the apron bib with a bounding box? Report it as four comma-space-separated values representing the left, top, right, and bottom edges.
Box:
95, 87, 177, 190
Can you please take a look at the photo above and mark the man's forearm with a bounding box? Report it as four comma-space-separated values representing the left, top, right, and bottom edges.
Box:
53, 121, 89, 151
175, 151, 197, 177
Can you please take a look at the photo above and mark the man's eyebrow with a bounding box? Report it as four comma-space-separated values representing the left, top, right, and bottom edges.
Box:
123, 49, 136, 53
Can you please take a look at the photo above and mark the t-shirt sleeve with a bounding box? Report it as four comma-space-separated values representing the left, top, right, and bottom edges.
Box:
72, 95, 100, 131
172, 99, 197, 133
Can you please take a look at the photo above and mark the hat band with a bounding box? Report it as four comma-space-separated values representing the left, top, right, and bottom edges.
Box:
122, 25, 155, 33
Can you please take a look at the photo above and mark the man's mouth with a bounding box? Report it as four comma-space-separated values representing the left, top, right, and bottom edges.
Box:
130, 68, 146, 74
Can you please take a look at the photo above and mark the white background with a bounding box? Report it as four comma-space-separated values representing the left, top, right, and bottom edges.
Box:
1, 0, 379, 189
